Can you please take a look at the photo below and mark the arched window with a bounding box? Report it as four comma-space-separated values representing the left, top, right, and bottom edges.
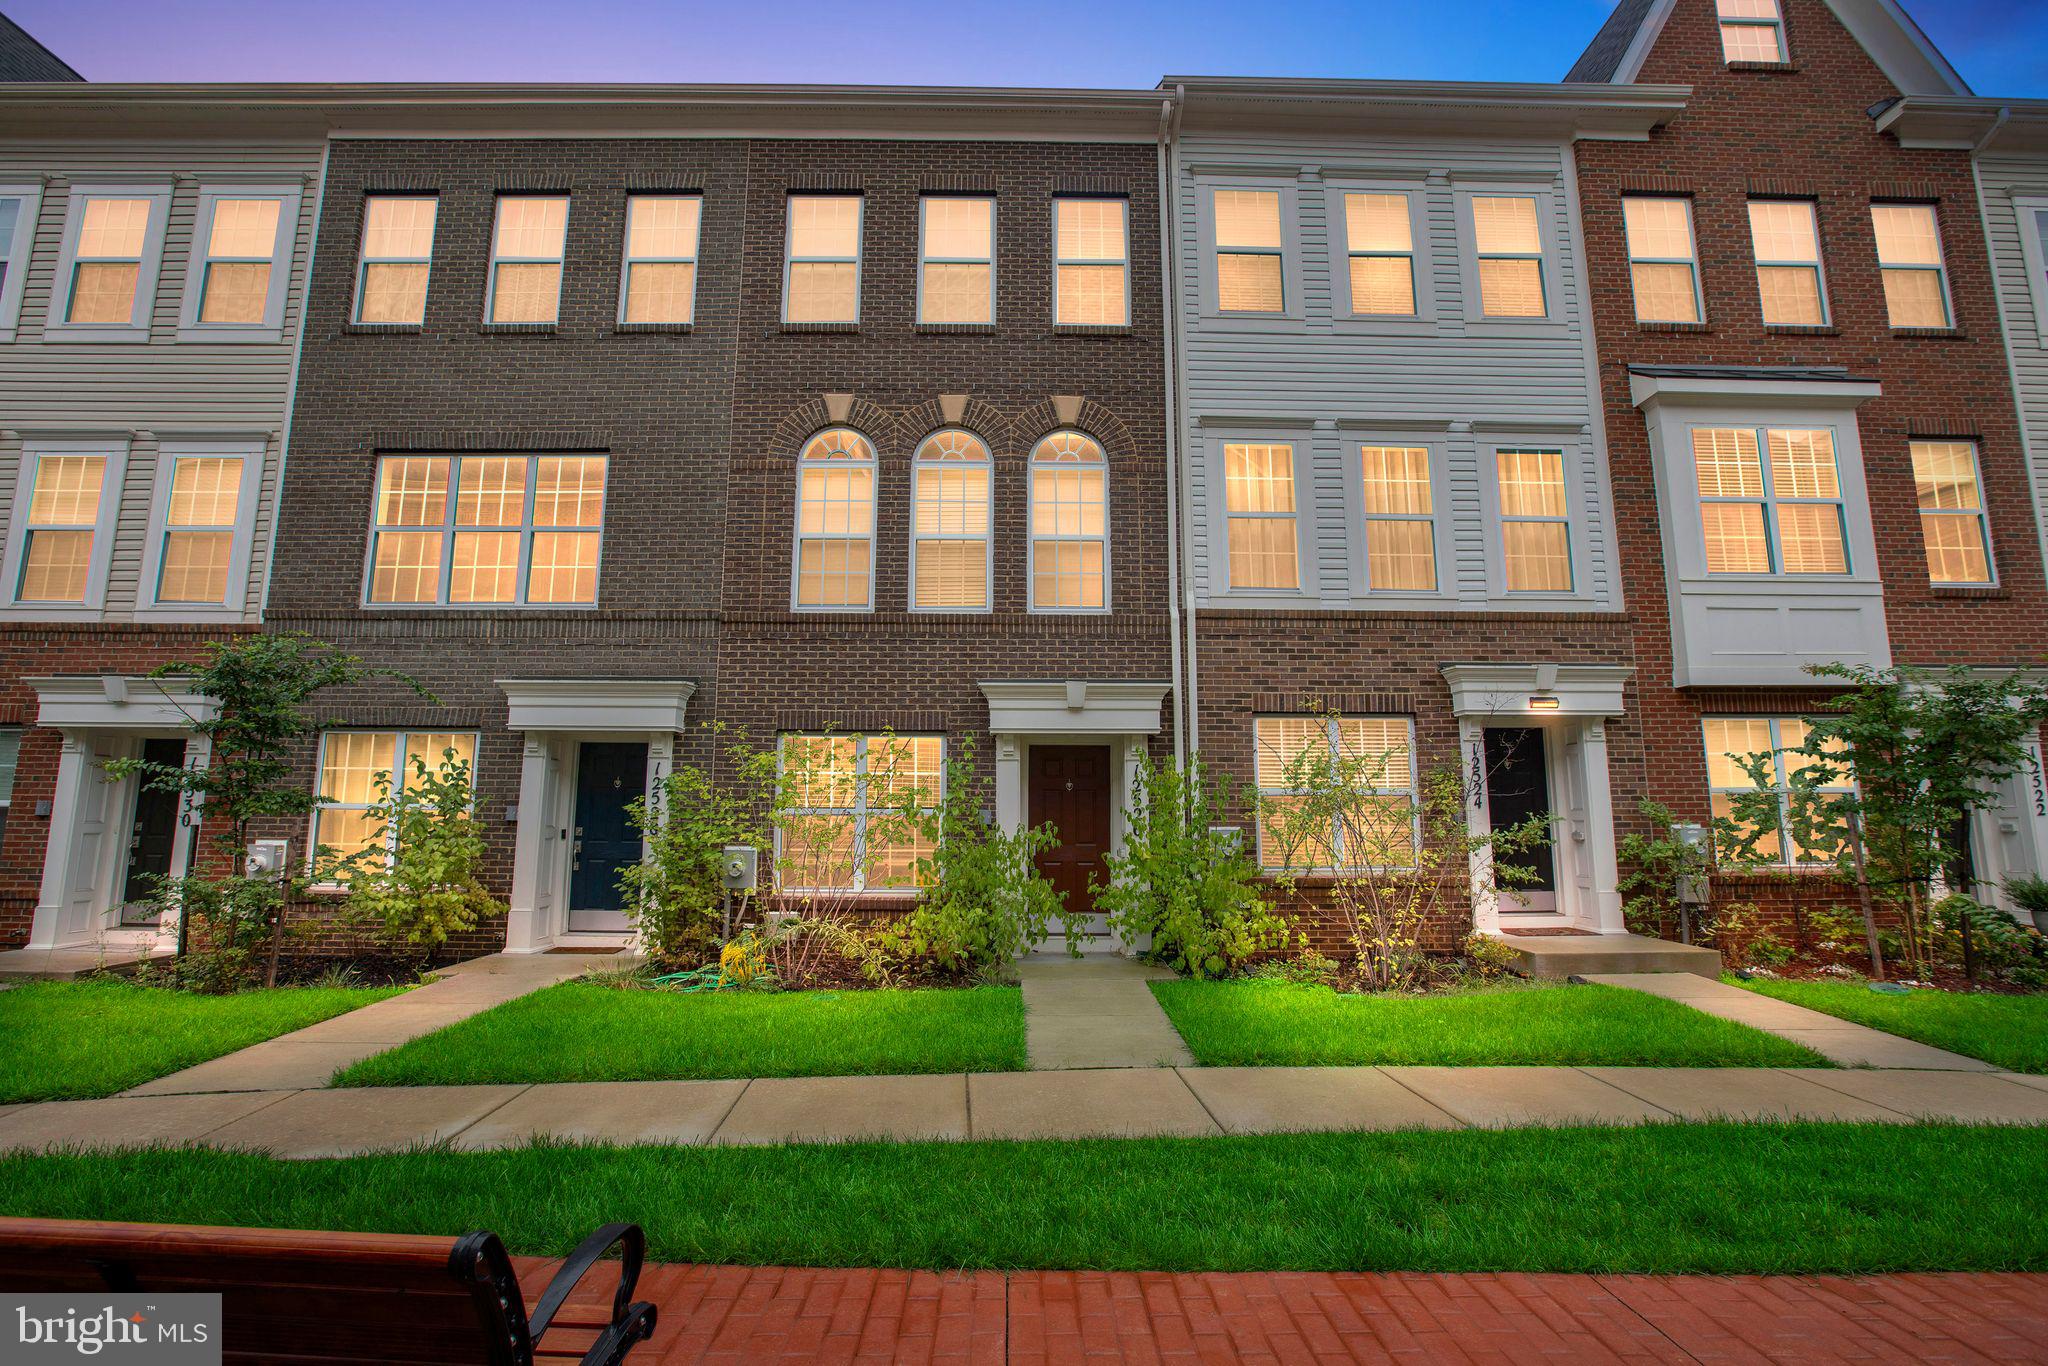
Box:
911, 429, 991, 612
793, 428, 875, 610
1028, 430, 1108, 611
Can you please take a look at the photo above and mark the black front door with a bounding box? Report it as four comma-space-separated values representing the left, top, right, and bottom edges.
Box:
569, 741, 647, 931
122, 738, 187, 915
1484, 728, 1556, 909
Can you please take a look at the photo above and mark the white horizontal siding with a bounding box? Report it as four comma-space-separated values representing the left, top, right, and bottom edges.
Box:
1977, 153, 2048, 587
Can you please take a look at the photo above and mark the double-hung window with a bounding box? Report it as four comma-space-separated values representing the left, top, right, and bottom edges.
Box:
911, 430, 991, 611
13, 449, 113, 605
1254, 715, 1417, 870
354, 196, 437, 325
487, 196, 568, 324
1871, 203, 1951, 328
919, 196, 994, 325
314, 731, 477, 877
1496, 449, 1573, 592
620, 194, 699, 325
152, 451, 253, 606
55, 188, 169, 336
1472, 196, 1546, 318
777, 734, 941, 892
1343, 193, 1416, 316
182, 188, 297, 337
784, 195, 861, 324
0, 185, 42, 338
1213, 189, 1284, 313
1360, 446, 1436, 592
1702, 717, 1851, 866
1222, 442, 1299, 591
1623, 197, 1702, 324
1054, 198, 1128, 326
1717, 0, 1787, 62
1029, 431, 1108, 610
1692, 426, 1847, 575
367, 454, 607, 606
793, 428, 875, 610
1749, 200, 1828, 325
1911, 440, 1993, 584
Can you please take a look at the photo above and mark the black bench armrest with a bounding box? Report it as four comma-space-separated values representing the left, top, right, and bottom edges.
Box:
578, 1301, 658, 1366
529, 1222, 646, 1342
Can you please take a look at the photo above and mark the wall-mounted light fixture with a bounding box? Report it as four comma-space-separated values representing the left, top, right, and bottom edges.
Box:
1528, 695, 1561, 712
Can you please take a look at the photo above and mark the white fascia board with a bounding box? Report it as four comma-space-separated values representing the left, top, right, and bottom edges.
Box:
30, 675, 217, 730
979, 680, 1172, 736
1629, 373, 1882, 409
1440, 664, 1634, 719
498, 678, 695, 734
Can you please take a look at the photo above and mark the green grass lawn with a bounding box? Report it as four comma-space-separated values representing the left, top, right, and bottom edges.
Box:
334, 982, 1027, 1086
1153, 979, 1826, 1068
1, 1125, 2042, 1273
1734, 978, 2048, 1073
0, 980, 406, 1103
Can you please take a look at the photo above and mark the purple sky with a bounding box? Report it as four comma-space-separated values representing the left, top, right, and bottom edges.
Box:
15, 0, 2048, 96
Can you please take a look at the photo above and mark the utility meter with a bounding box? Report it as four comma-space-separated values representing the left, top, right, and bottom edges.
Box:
721, 845, 759, 892
245, 839, 289, 880
1672, 823, 1710, 908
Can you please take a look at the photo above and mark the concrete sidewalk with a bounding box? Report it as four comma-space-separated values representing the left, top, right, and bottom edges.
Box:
1582, 972, 1997, 1070
1016, 953, 1193, 1069
2, 1064, 2043, 1158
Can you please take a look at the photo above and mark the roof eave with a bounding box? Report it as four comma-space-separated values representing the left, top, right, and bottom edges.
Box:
1162, 78, 1690, 142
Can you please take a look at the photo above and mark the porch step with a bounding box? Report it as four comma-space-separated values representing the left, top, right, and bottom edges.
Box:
0, 943, 173, 981
1495, 932, 1722, 980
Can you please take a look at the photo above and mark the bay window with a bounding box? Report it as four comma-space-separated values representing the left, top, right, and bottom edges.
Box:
1692, 426, 1847, 575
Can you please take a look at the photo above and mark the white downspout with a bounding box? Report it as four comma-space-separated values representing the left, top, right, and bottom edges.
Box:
1162, 85, 1198, 759
1156, 90, 1189, 763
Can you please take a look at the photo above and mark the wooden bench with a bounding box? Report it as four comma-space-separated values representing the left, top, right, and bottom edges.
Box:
0, 1215, 658, 1364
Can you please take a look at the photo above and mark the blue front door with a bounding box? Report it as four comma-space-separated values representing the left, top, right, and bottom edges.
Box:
568, 741, 647, 931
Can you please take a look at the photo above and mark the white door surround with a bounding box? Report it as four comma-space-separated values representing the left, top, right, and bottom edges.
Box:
1442, 663, 1631, 936
25, 675, 215, 952
498, 678, 692, 954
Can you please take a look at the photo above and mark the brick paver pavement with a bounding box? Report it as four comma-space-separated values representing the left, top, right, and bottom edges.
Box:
519, 1260, 2048, 1363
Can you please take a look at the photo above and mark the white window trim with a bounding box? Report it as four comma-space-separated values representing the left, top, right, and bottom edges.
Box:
483, 194, 570, 327
774, 733, 944, 896
916, 194, 996, 327
2016, 197, 2048, 351
1254, 715, 1421, 873
616, 192, 700, 327
1453, 186, 1562, 327
352, 194, 437, 327
783, 193, 863, 326
1622, 195, 1706, 325
309, 729, 481, 887
1691, 423, 1853, 578
1338, 431, 1455, 607
1051, 196, 1130, 327
789, 429, 877, 614
135, 437, 267, 622
0, 435, 130, 619
1719, 0, 1788, 63
1325, 181, 1434, 328
1702, 716, 1854, 871
1749, 198, 1832, 327
1209, 431, 1311, 604
1910, 438, 1997, 587
175, 181, 302, 344
0, 182, 45, 342
1027, 431, 1113, 614
46, 179, 172, 343
1483, 444, 1581, 599
1192, 178, 1303, 324
1872, 201, 1954, 330
359, 453, 609, 610
908, 429, 994, 614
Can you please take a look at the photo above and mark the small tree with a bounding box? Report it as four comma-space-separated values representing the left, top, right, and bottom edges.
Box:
105, 634, 420, 988
1617, 800, 1714, 941
621, 723, 776, 964
1094, 756, 1284, 978
343, 749, 503, 960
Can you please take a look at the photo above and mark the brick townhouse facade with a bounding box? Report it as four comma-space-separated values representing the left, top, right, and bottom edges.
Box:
1566, 0, 2048, 922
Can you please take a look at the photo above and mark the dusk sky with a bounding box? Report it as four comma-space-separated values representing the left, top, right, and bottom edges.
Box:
13, 0, 2048, 97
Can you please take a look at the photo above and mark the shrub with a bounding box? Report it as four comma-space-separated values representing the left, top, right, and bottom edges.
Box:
344, 748, 503, 958
622, 724, 776, 964
1094, 757, 1284, 978
1461, 932, 1522, 980
1617, 802, 1713, 943
2006, 875, 2048, 932
1932, 894, 2048, 986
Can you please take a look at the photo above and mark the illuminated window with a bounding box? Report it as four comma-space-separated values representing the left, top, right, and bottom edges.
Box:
1749, 201, 1828, 325
1717, 0, 1786, 63
1054, 198, 1128, 326
794, 428, 875, 609
1029, 431, 1108, 610
620, 194, 700, 325
1344, 193, 1416, 315
1254, 715, 1417, 870
1214, 189, 1284, 313
1360, 446, 1436, 592
1472, 196, 1546, 318
314, 730, 478, 877
1496, 449, 1573, 592
777, 733, 942, 892
919, 196, 994, 324
785, 195, 861, 324
1623, 197, 1702, 324
156, 456, 244, 604
1702, 717, 1853, 865
354, 196, 436, 325
487, 196, 568, 324
1223, 442, 1298, 590
1692, 426, 1847, 575
64, 196, 153, 326
1871, 204, 1951, 329
1911, 440, 1992, 584
367, 454, 605, 606
17, 453, 108, 603
911, 430, 991, 611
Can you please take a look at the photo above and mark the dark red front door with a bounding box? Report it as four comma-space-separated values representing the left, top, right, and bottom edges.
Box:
1029, 745, 1113, 915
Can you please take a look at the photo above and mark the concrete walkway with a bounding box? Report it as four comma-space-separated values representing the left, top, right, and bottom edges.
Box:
1016, 952, 1193, 1070
121, 951, 618, 1096
2, 1065, 2043, 1157
1582, 972, 1999, 1070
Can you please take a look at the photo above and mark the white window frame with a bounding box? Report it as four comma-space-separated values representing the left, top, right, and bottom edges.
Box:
47, 180, 172, 343
360, 453, 609, 609
1489, 446, 1578, 596
484, 194, 570, 326
1052, 196, 1130, 327
1342, 434, 1452, 604
1871, 201, 1953, 330
0, 435, 130, 617
1328, 183, 1430, 325
176, 181, 302, 343
1027, 429, 1112, 614
2017, 198, 2048, 351
1748, 199, 1831, 327
310, 729, 480, 885
1622, 195, 1705, 325
1254, 715, 1421, 873
1690, 424, 1853, 578
1909, 439, 1996, 586
1196, 181, 1300, 321
909, 428, 993, 614
352, 194, 438, 326
1455, 187, 1558, 326
790, 427, 877, 613
0, 182, 45, 342
1718, 0, 1787, 63
916, 194, 995, 326
136, 437, 267, 621
1702, 716, 1854, 870
1211, 433, 1309, 601
782, 193, 863, 326
616, 192, 700, 327
775, 733, 944, 895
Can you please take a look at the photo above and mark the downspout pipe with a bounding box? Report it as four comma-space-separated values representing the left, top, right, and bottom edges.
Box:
1156, 89, 1188, 763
